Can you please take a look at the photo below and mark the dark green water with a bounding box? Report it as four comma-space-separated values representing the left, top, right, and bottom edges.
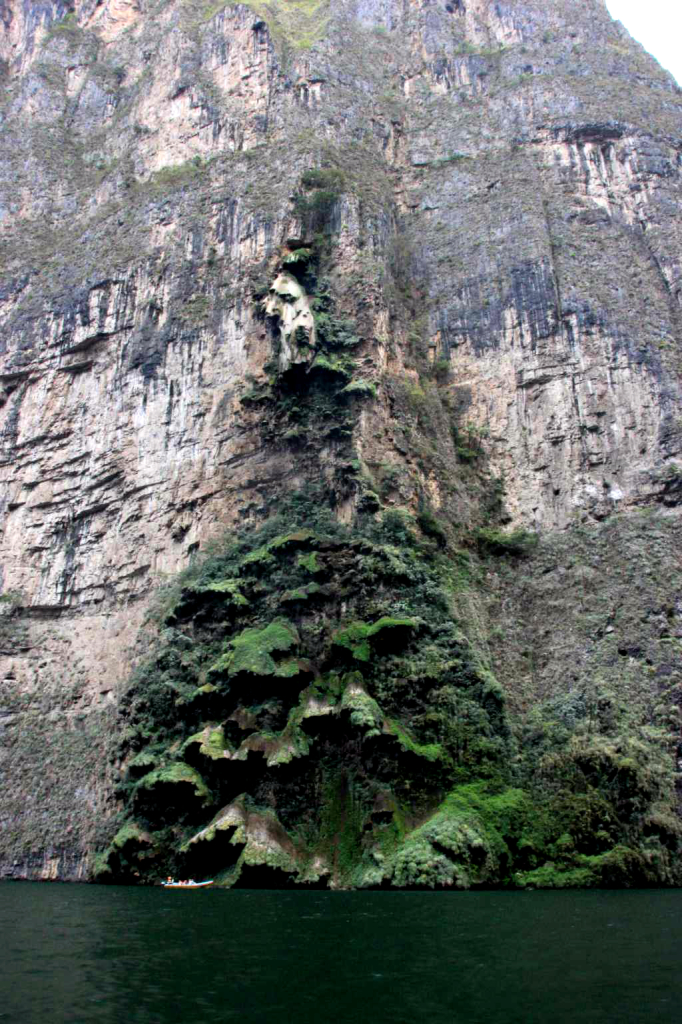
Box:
1, 884, 681, 1024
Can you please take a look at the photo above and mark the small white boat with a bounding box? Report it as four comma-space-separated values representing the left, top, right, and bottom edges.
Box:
161, 879, 214, 889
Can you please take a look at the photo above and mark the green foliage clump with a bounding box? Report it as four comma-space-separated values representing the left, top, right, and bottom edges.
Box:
333, 621, 373, 662
333, 617, 417, 662
297, 550, 321, 574
249, 234, 367, 464
383, 783, 526, 889
112, 821, 148, 850
280, 582, 321, 603
135, 762, 211, 803
187, 577, 248, 607
212, 618, 299, 677
294, 168, 346, 234
183, 726, 233, 761
340, 379, 377, 398
386, 719, 444, 764
417, 508, 448, 546
391, 813, 492, 889
475, 527, 539, 556
102, 503, 682, 891
103, 494, 510, 886
310, 351, 354, 379
340, 677, 383, 735
283, 247, 312, 266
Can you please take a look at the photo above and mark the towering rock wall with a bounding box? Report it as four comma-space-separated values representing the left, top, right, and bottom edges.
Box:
0, 0, 680, 884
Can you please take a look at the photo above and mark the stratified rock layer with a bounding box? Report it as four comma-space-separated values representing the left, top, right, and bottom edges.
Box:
0, 0, 681, 884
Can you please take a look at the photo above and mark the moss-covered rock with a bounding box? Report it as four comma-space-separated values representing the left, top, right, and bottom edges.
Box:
102, 495, 515, 886
99, 500, 682, 891
211, 618, 300, 677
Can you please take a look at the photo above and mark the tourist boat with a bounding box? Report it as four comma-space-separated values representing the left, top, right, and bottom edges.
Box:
161, 879, 214, 888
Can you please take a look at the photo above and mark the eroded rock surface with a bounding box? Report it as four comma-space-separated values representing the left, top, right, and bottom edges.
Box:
1, 0, 681, 884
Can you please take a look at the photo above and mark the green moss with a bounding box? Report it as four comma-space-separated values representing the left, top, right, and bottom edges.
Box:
269, 530, 316, 550
93, 819, 152, 878
340, 379, 377, 398
386, 720, 444, 764
333, 621, 372, 662
318, 774, 366, 884
185, 726, 233, 760
295, 550, 319, 574
211, 618, 299, 676
128, 749, 161, 771
332, 617, 417, 661
91, 851, 113, 877
417, 508, 448, 546
280, 582, 321, 603
135, 762, 211, 803
238, 533, 315, 573
367, 616, 417, 640
283, 248, 312, 266
310, 352, 354, 378
274, 657, 307, 679
188, 578, 248, 606
103, 500, 520, 886
238, 544, 277, 572
112, 822, 148, 850
513, 846, 651, 889
340, 676, 383, 734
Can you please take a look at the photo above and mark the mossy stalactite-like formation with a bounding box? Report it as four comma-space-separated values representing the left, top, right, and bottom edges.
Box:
1, 0, 682, 885
103, 506, 512, 888
99, 239, 682, 889
100, 237, 518, 888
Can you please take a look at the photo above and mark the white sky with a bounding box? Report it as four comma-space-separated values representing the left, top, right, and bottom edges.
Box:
605, 0, 682, 84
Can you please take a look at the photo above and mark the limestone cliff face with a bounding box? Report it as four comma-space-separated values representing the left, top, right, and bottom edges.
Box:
0, 0, 681, 883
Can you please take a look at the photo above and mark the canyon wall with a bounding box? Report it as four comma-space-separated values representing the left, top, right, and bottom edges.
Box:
1, 0, 680, 885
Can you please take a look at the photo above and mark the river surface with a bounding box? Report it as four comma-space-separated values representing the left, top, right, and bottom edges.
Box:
1, 883, 681, 1024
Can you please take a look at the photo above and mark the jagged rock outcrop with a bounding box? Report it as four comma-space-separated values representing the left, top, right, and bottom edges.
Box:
0, 0, 680, 884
